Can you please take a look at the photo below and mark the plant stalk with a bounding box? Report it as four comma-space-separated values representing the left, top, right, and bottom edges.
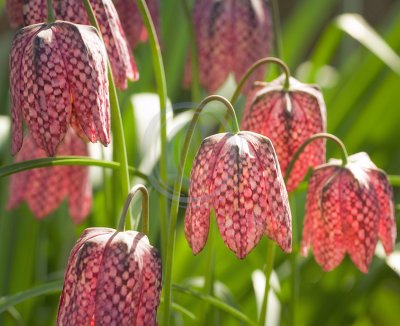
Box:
136, 0, 169, 261
258, 240, 276, 326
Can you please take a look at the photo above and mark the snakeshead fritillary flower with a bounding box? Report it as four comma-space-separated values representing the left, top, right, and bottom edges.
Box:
53, 0, 139, 89
6, 0, 138, 89
114, 0, 159, 49
57, 228, 162, 325
8, 129, 92, 223
185, 0, 272, 93
301, 153, 397, 273
241, 75, 327, 192
10, 21, 110, 156
185, 131, 292, 259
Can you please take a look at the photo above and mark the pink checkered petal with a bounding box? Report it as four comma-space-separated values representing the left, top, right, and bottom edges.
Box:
312, 170, 346, 271
184, 133, 226, 254
194, 0, 232, 93
53, 22, 110, 145
53, 0, 138, 89
9, 24, 43, 155
301, 165, 339, 257
232, 0, 272, 93
22, 0, 47, 25
22, 26, 72, 156
211, 133, 268, 258
342, 171, 380, 273
369, 170, 396, 254
243, 132, 292, 252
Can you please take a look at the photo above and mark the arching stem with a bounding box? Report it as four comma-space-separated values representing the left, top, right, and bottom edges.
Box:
117, 184, 149, 234
271, 0, 283, 59
47, 0, 55, 22
163, 95, 240, 325
284, 133, 349, 183
231, 57, 291, 106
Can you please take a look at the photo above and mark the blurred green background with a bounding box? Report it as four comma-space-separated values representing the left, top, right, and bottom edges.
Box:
0, 0, 399, 325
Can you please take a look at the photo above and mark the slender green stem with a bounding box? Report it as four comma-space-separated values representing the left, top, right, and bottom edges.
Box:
200, 214, 216, 324
136, 0, 169, 262
271, 0, 283, 59
231, 57, 291, 106
180, 0, 201, 102
284, 133, 349, 184
163, 95, 240, 325
117, 184, 149, 234
0, 157, 148, 180
288, 194, 298, 326
258, 240, 276, 326
47, 0, 55, 23
82, 0, 132, 223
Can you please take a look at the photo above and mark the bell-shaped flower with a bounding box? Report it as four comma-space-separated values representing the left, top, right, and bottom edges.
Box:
53, 0, 139, 89
6, 0, 138, 90
10, 21, 110, 156
301, 152, 397, 273
241, 75, 327, 191
8, 129, 92, 223
114, 0, 159, 49
56, 227, 162, 325
185, 0, 272, 93
185, 131, 292, 259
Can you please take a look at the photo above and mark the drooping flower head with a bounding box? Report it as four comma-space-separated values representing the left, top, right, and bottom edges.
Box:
114, 0, 159, 49
185, 0, 273, 93
241, 75, 327, 191
57, 227, 162, 325
185, 131, 292, 259
301, 152, 397, 273
8, 129, 92, 223
6, 0, 138, 90
10, 21, 110, 156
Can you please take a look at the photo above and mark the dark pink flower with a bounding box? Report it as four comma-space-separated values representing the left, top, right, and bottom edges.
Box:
185, 131, 291, 259
6, 0, 138, 90
241, 76, 327, 192
185, 0, 272, 93
53, 0, 139, 89
57, 227, 162, 325
301, 153, 397, 273
8, 129, 92, 223
114, 0, 159, 49
10, 21, 110, 156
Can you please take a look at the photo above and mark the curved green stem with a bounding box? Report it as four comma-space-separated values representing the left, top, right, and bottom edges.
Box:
258, 240, 276, 326
163, 95, 240, 325
271, 0, 283, 59
117, 184, 149, 234
231, 57, 291, 106
180, 0, 201, 102
284, 133, 349, 183
0, 157, 148, 180
136, 0, 169, 262
83, 0, 132, 223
